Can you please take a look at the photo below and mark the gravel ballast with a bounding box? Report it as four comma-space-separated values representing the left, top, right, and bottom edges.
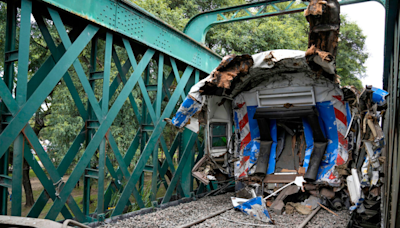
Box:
99, 193, 351, 228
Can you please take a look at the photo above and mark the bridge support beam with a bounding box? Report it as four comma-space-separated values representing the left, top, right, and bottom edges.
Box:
0, 0, 213, 222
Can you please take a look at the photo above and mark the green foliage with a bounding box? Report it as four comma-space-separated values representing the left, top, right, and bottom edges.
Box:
106, 181, 154, 217
106, 187, 124, 217
132, 0, 366, 88
131, 182, 154, 211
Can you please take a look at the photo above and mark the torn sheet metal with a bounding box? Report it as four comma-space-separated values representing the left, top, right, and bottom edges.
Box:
184, 117, 199, 133
231, 197, 250, 207
360, 141, 383, 187
171, 96, 201, 128
315, 95, 349, 185
234, 196, 273, 223
170, 54, 254, 128
200, 54, 253, 95
234, 139, 260, 178
192, 156, 211, 185
371, 87, 389, 106
233, 93, 261, 178
252, 50, 305, 69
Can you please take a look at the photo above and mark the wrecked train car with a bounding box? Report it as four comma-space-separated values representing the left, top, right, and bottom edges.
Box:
171, 49, 351, 185
167, 0, 386, 226
168, 49, 387, 226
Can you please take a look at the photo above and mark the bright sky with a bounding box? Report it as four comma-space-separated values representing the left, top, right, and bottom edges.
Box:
341, 1, 386, 89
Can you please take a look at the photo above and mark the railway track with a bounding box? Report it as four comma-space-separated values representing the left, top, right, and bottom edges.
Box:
98, 193, 351, 228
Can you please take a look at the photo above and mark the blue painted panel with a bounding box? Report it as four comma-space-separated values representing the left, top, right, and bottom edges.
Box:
316, 101, 338, 180
267, 119, 277, 174
302, 118, 314, 171
247, 106, 260, 139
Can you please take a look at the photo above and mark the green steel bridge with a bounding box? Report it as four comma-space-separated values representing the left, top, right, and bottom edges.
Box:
0, 0, 399, 227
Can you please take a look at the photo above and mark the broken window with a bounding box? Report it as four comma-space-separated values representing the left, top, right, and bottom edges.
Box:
211, 123, 227, 148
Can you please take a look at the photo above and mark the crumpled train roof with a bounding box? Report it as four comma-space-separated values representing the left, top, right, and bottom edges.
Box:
229, 50, 316, 97
195, 49, 333, 99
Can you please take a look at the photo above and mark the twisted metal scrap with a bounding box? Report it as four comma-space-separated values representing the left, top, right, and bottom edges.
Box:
304, 0, 340, 80
199, 54, 254, 96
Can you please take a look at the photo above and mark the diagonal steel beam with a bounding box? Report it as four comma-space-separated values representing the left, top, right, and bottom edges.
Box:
111, 47, 142, 123
123, 39, 158, 124
111, 65, 194, 217
22, 141, 75, 220
38, 11, 145, 211
105, 133, 146, 209
27, 128, 86, 218
0, 23, 99, 158
31, 13, 147, 217
48, 8, 104, 121
103, 133, 140, 209
161, 131, 197, 204
170, 58, 186, 101
0, 16, 97, 220
45, 49, 155, 220
22, 127, 87, 221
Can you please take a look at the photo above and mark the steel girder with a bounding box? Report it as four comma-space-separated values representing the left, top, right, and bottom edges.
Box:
39, 0, 222, 74
382, 0, 400, 227
183, 0, 386, 43
0, 0, 210, 223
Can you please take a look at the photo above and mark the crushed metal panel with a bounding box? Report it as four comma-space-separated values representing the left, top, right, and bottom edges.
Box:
192, 156, 212, 185
305, 0, 340, 81
234, 196, 273, 223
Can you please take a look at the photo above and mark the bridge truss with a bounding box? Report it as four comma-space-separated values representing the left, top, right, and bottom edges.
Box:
0, 0, 220, 222
0, 0, 398, 226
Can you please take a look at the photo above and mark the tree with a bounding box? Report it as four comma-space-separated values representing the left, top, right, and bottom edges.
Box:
336, 15, 368, 90
132, 0, 367, 89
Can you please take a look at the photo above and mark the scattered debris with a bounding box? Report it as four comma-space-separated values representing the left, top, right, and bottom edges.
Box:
301, 195, 320, 210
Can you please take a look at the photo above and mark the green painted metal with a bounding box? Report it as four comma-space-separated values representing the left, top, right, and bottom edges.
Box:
382, 0, 400, 226
44, 47, 155, 220
183, 0, 385, 43
162, 131, 197, 204
40, 0, 221, 74
11, 0, 32, 216
111, 65, 194, 217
